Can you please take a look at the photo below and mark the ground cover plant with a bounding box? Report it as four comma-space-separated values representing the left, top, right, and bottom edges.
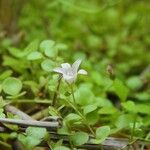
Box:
0, 0, 150, 150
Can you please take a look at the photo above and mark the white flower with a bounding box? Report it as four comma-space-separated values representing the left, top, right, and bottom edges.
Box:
53, 59, 87, 84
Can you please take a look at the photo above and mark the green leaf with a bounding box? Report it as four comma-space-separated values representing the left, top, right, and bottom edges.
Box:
53, 139, 63, 148
18, 134, 41, 149
44, 47, 58, 58
113, 78, 129, 101
95, 126, 110, 142
2, 77, 22, 96
0, 108, 5, 118
41, 59, 55, 72
0, 97, 7, 108
135, 104, 150, 114
8, 47, 26, 58
95, 97, 112, 107
18, 127, 47, 149
3, 56, 28, 73
65, 113, 81, 124
10, 132, 18, 139
135, 92, 150, 101
40, 40, 55, 52
40, 40, 57, 57
86, 110, 99, 125
74, 86, 95, 106
0, 70, 13, 81
71, 132, 89, 146
26, 127, 47, 139
83, 104, 97, 115
26, 137, 41, 149
54, 146, 70, 150
27, 51, 43, 60
115, 114, 133, 130
24, 80, 39, 94
126, 76, 143, 90
98, 106, 117, 114
24, 40, 39, 55
8, 40, 39, 58
122, 101, 150, 114
91, 71, 103, 86
55, 43, 68, 51
122, 101, 136, 113
18, 134, 27, 146
57, 126, 70, 135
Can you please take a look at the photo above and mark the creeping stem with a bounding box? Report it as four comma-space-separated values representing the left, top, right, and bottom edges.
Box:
130, 115, 137, 142
70, 84, 76, 104
52, 76, 62, 107
127, 114, 137, 150
69, 84, 95, 136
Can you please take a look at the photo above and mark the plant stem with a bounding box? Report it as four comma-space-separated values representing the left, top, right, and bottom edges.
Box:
52, 76, 62, 107
69, 85, 95, 136
130, 115, 137, 142
127, 114, 137, 150
8, 99, 51, 104
70, 84, 76, 104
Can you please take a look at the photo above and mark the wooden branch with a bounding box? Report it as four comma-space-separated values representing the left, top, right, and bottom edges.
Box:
0, 126, 149, 150
38, 133, 149, 150
7, 99, 51, 104
5, 104, 62, 121
4, 105, 34, 120
48, 133, 128, 150
0, 118, 60, 130
47, 133, 150, 150
0, 126, 7, 132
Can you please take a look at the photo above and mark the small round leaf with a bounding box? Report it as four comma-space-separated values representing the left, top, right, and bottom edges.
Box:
83, 104, 97, 115
41, 59, 55, 72
96, 126, 110, 142
2, 77, 22, 96
27, 51, 43, 60
71, 132, 89, 146
40, 40, 55, 52
40, 40, 57, 57
26, 127, 47, 139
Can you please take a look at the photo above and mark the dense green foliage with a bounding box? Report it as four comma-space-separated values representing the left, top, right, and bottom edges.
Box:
0, 0, 150, 149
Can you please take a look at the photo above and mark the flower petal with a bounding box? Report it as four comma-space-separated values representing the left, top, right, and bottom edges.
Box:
63, 74, 76, 84
78, 69, 87, 75
53, 67, 64, 74
72, 59, 82, 73
61, 63, 71, 69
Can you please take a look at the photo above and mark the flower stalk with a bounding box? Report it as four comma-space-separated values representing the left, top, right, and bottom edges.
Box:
53, 59, 94, 135
52, 76, 62, 107
69, 85, 95, 136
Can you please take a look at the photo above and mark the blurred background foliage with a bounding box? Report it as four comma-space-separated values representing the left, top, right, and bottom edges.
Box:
0, 0, 150, 148
0, 0, 149, 94
0, 0, 149, 75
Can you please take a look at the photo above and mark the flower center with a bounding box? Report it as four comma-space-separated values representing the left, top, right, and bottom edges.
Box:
66, 70, 74, 76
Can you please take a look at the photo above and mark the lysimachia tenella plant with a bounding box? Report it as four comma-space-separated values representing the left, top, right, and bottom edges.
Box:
53, 59, 95, 136
53, 59, 87, 84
